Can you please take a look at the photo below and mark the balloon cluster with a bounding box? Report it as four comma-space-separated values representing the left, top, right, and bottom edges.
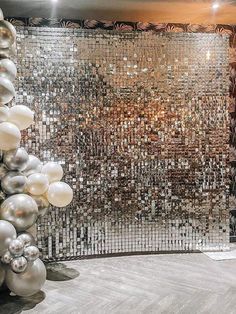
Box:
0, 9, 73, 297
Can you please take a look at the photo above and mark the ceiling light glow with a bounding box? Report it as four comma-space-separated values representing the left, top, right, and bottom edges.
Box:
212, 2, 220, 10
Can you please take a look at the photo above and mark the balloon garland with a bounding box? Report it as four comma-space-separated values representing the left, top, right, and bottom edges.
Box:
0, 9, 73, 297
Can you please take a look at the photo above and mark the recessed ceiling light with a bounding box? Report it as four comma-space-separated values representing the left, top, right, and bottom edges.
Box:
212, 2, 220, 10
52, 0, 58, 2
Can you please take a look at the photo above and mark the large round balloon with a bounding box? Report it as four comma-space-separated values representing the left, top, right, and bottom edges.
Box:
0, 220, 16, 256
32, 195, 50, 217
0, 194, 38, 231
5, 258, 46, 297
8, 105, 34, 130
17, 232, 35, 247
0, 20, 16, 49
1, 171, 27, 194
0, 122, 21, 151
0, 265, 5, 288
27, 173, 49, 196
0, 77, 15, 104
0, 58, 17, 81
41, 162, 63, 183
0, 105, 9, 122
46, 181, 73, 207
23, 155, 42, 176
3, 147, 29, 171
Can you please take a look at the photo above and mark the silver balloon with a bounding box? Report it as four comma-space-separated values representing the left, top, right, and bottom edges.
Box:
0, 77, 15, 105
24, 246, 39, 262
32, 195, 50, 217
1, 250, 13, 264
0, 265, 5, 287
8, 238, 24, 257
1, 171, 27, 195
0, 45, 15, 59
0, 220, 16, 256
3, 147, 29, 171
0, 20, 16, 49
10, 256, 27, 273
0, 58, 17, 81
0, 149, 2, 160
0, 105, 10, 123
17, 232, 35, 247
0, 191, 6, 204
0, 163, 8, 179
6, 258, 46, 296
0, 194, 38, 232
23, 155, 42, 177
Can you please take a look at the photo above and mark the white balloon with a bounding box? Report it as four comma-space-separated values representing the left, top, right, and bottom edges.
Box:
41, 162, 63, 183
46, 181, 73, 207
0, 59, 17, 81
0, 9, 4, 20
23, 155, 42, 176
0, 105, 10, 123
0, 122, 21, 151
0, 77, 15, 105
8, 105, 34, 130
27, 173, 49, 196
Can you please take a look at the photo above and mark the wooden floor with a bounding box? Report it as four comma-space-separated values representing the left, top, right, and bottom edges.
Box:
1, 253, 236, 314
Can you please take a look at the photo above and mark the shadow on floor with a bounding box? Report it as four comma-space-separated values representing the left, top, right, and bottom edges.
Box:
0, 290, 45, 314
45, 262, 80, 281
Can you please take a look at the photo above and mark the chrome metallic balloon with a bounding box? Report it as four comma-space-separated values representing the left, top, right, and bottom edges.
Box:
0, 105, 10, 123
1, 250, 13, 264
0, 77, 15, 105
32, 195, 50, 217
3, 147, 29, 171
0, 45, 15, 59
0, 20, 16, 49
0, 150, 2, 161
6, 258, 46, 296
8, 238, 24, 257
23, 246, 39, 262
1, 171, 27, 195
0, 163, 8, 179
23, 155, 42, 176
0, 265, 5, 288
0, 59, 17, 81
0, 220, 16, 256
0, 194, 38, 232
10, 256, 27, 273
0, 191, 6, 204
17, 232, 35, 247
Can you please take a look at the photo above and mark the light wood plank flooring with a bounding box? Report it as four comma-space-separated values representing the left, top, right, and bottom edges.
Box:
1, 253, 236, 314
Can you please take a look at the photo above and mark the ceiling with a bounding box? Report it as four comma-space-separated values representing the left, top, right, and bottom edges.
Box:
1, 0, 236, 24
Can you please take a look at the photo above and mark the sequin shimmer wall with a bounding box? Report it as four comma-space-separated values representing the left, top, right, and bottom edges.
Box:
14, 27, 229, 260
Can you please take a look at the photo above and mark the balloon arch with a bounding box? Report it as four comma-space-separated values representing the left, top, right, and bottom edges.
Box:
0, 9, 73, 297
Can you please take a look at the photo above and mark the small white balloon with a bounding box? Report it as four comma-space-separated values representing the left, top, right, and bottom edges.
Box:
27, 173, 49, 196
46, 181, 73, 207
0, 122, 21, 151
8, 105, 34, 130
41, 162, 63, 183
23, 155, 42, 176
0, 21, 16, 49
0, 59, 17, 81
0, 105, 10, 122
0, 77, 15, 105
0, 8, 4, 20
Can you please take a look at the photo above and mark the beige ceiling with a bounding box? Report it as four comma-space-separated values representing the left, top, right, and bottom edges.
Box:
1, 0, 236, 24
